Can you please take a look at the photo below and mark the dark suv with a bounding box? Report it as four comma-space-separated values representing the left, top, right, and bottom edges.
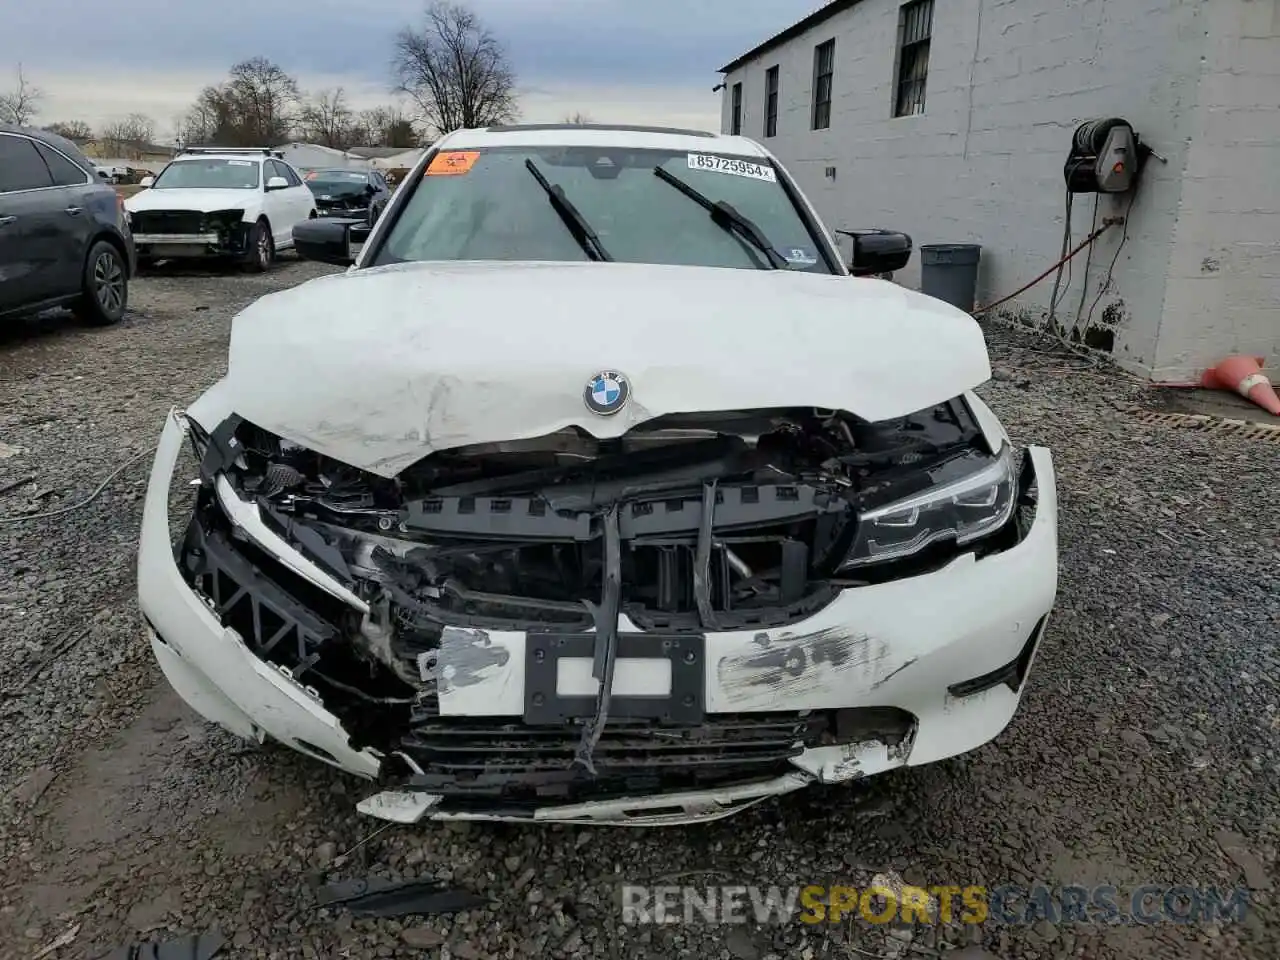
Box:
0, 124, 136, 326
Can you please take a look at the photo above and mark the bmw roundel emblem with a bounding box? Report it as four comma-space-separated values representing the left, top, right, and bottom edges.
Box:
584, 370, 631, 416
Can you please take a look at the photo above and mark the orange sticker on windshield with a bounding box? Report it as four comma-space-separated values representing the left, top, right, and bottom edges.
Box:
304, 171, 318, 180
426, 151, 480, 176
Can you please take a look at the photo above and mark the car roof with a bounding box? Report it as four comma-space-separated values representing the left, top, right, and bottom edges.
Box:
173, 152, 268, 162
309, 167, 370, 175
437, 123, 772, 158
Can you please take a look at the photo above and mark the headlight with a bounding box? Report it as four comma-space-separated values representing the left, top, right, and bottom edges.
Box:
202, 209, 246, 230
841, 443, 1016, 569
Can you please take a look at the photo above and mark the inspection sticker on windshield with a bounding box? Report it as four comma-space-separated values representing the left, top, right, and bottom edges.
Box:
426, 151, 480, 176
687, 153, 776, 182
227, 159, 253, 166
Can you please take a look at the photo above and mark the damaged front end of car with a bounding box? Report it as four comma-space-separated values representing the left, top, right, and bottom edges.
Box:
130, 208, 255, 261
149, 394, 1051, 823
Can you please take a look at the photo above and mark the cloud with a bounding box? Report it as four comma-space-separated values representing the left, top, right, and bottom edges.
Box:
1, 0, 818, 133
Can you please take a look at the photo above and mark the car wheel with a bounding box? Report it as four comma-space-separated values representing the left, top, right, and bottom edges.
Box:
243, 220, 274, 273
73, 240, 128, 326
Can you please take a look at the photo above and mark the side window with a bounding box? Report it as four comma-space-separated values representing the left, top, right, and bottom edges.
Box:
0, 135, 55, 192
280, 162, 303, 187
35, 142, 89, 187
264, 160, 283, 183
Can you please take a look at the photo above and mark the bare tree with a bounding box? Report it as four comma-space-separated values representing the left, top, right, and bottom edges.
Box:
0, 64, 44, 126
351, 106, 418, 147
562, 112, 592, 125
100, 113, 156, 159
299, 88, 354, 148
44, 120, 94, 141
384, 117, 418, 148
226, 58, 300, 144
180, 59, 301, 147
181, 86, 230, 146
392, 1, 518, 136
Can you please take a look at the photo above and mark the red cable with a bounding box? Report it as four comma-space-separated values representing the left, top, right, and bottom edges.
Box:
971, 221, 1114, 316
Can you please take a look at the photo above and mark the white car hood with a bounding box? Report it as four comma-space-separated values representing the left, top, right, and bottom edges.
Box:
125, 188, 256, 214
214, 260, 992, 477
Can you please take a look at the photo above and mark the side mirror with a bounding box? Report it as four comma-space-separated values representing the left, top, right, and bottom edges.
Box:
139, 176, 155, 188
265, 176, 289, 191
293, 218, 357, 266
838, 228, 913, 277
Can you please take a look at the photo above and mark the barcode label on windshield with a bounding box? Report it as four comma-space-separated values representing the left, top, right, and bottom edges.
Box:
687, 154, 777, 182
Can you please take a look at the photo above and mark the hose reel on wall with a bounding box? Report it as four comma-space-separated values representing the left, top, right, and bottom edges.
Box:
1064, 118, 1152, 194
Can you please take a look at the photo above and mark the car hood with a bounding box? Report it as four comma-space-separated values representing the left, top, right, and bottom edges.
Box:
125, 189, 256, 213
209, 260, 992, 477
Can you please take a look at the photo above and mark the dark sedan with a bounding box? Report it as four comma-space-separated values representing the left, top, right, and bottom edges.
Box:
303, 168, 391, 226
0, 123, 136, 326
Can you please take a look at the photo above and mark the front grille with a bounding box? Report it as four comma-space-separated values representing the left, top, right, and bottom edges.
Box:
315, 197, 360, 211
132, 210, 206, 234
399, 709, 828, 803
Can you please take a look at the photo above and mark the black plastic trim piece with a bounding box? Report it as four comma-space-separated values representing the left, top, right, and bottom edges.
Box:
573, 504, 624, 772
525, 632, 706, 725
403, 495, 593, 540
947, 615, 1047, 699
400, 483, 842, 542
182, 516, 336, 677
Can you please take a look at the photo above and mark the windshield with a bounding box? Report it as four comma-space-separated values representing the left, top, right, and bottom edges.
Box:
373, 145, 834, 273
152, 158, 261, 190
305, 170, 370, 194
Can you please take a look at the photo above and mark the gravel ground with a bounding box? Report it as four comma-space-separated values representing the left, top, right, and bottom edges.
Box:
1, 261, 1276, 960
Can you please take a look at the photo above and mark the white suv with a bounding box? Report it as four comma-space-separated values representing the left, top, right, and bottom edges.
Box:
125, 147, 317, 271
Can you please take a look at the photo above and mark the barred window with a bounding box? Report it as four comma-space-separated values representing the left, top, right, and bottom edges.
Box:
764, 66, 779, 138
894, 0, 933, 117
812, 39, 835, 130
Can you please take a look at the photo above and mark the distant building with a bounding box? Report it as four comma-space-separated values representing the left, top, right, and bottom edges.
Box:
274, 143, 370, 171
347, 146, 414, 161
81, 140, 174, 164
366, 147, 428, 171
717, 0, 1280, 381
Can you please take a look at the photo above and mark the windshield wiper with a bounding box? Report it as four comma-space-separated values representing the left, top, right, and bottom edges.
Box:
524, 159, 612, 262
653, 166, 787, 269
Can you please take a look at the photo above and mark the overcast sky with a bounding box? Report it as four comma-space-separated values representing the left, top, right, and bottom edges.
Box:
1, 0, 821, 140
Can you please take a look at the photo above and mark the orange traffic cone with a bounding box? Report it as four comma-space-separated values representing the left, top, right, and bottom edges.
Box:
1201, 355, 1280, 416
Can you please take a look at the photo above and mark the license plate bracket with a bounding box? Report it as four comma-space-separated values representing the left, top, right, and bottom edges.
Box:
523, 632, 705, 725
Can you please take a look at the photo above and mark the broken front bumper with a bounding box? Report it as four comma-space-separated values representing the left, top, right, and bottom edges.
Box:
133, 229, 251, 259
137, 410, 1059, 826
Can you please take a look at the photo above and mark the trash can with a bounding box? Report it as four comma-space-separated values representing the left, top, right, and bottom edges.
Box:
920, 244, 982, 312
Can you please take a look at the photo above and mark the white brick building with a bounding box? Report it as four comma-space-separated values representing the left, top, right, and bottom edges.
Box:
718, 0, 1279, 382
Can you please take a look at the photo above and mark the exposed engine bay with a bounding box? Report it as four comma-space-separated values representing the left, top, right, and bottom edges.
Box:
177, 401, 1024, 805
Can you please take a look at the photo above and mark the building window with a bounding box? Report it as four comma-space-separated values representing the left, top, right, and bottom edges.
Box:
730, 83, 743, 135
764, 66, 779, 138
812, 39, 835, 130
894, 0, 933, 117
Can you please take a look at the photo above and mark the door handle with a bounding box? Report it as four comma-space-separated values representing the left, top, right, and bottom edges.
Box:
64, 206, 84, 216
0, 216, 16, 227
